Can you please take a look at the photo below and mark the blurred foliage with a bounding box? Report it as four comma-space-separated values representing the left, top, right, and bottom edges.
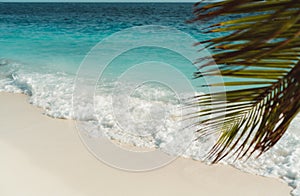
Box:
191, 0, 300, 163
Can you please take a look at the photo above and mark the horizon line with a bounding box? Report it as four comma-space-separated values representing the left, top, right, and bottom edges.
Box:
0, 1, 199, 3
0, 1, 198, 2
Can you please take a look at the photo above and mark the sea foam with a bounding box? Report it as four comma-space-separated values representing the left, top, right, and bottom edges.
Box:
0, 59, 299, 195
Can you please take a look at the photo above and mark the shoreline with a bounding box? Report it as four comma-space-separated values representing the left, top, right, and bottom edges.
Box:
0, 92, 292, 196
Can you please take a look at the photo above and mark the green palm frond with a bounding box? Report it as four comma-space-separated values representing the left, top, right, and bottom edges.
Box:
191, 0, 300, 163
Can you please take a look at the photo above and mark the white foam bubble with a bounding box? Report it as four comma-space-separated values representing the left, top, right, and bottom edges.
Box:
222, 116, 300, 196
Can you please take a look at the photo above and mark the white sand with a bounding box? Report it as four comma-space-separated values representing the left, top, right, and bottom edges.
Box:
0, 93, 291, 196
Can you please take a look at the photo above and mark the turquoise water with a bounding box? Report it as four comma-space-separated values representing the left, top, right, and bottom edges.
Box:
0, 2, 218, 117
0, 3, 209, 73
0, 3, 300, 195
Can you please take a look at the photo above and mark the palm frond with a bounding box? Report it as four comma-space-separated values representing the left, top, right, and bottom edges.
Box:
191, 0, 300, 163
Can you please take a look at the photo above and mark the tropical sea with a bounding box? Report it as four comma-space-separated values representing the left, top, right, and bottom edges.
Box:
0, 2, 300, 195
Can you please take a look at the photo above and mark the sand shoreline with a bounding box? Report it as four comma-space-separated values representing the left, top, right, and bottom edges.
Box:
0, 92, 292, 196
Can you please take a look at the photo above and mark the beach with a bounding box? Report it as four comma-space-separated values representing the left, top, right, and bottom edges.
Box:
0, 92, 291, 196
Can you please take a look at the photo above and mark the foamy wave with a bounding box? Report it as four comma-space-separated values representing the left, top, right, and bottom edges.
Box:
228, 116, 300, 196
1, 59, 300, 195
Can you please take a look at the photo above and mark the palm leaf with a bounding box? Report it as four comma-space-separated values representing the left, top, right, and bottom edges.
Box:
191, 0, 300, 163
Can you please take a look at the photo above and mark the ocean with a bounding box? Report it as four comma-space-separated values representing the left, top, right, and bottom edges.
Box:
0, 2, 299, 194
